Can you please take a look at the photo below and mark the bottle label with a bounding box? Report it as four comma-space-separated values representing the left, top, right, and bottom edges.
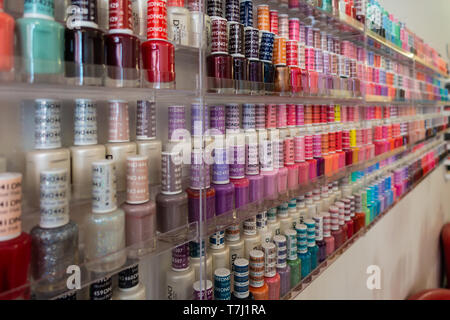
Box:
108, 101, 130, 142
168, 11, 189, 45
109, 0, 133, 31
90, 277, 113, 300
74, 99, 97, 146
0, 173, 22, 241
92, 160, 117, 213
172, 243, 189, 270
161, 152, 182, 194
136, 101, 156, 140
191, 104, 209, 137
24, 0, 54, 18
243, 217, 256, 235
126, 156, 149, 203
118, 264, 140, 289
34, 100, 61, 149
225, 224, 240, 241
147, 0, 168, 40
39, 169, 69, 228
245, 141, 259, 175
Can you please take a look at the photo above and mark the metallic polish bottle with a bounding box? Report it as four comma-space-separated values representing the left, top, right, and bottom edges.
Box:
85, 159, 126, 273
16, 0, 64, 83
166, 244, 195, 300
70, 99, 105, 200
26, 99, 70, 207
113, 264, 146, 300
0, 173, 31, 300
105, 100, 137, 192
31, 169, 78, 299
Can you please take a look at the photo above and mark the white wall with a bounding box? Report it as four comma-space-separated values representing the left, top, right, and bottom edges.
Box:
295, 164, 450, 300
379, 0, 450, 63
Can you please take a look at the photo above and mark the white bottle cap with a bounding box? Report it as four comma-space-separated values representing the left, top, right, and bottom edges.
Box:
92, 160, 118, 213
39, 168, 69, 228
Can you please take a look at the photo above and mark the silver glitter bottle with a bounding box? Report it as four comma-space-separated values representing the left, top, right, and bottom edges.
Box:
30, 168, 79, 299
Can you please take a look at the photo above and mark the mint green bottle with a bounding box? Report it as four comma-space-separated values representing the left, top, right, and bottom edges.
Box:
17, 0, 64, 82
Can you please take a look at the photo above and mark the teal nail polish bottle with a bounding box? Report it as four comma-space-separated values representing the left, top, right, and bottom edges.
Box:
17, 0, 64, 82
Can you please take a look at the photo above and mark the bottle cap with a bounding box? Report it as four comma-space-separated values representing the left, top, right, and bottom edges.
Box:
277, 202, 289, 218
273, 36, 286, 66
212, 136, 230, 184
225, 0, 239, 22
160, 151, 182, 195
74, 99, 97, 146
118, 264, 140, 290
167, 0, 185, 7
211, 17, 228, 54
92, 160, 118, 214
172, 243, 190, 271
259, 31, 275, 62
190, 149, 210, 189
191, 103, 209, 137
108, 100, 130, 142
34, 99, 61, 149
244, 27, 259, 60
249, 249, 265, 287
228, 133, 245, 179
225, 224, 240, 241
0, 173, 22, 241
255, 104, 266, 129
242, 104, 256, 131
245, 132, 259, 175
273, 234, 287, 268
233, 258, 249, 299
136, 101, 156, 140
214, 268, 231, 300
210, 106, 226, 135
313, 214, 323, 241
126, 156, 149, 204
228, 21, 245, 57
24, 0, 55, 20
168, 106, 186, 141
262, 242, 276, 277
209, 230, 225, 249
243, 216, 257, 235
189, 240, 206, 258
90, 277, 112, 300
69, 0, 99, 29
225, 104, 240, 133
39, 169, 70, 229
285, 229, 297, 261
108, 0, 133, 33
193, 280, 213, 300
146, 0, 168, 40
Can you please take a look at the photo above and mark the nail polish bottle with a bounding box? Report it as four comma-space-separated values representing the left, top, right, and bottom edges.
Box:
156, 151, 188, 233
262, 243, 280, 300
209, 231, 230, 272
296, 224, 311, 278
266, 207, 280, 237
306, 193, 317, 219
211, 136, 235, 217
0, 0, 14, 78
275, 129, 288, 195
256, 211, 273, 245
31, 169, 78, 299
304, 133, 317, 181
273, 235, 291, 297
105, 100, 137, 192
0, 173, 31, 300
228, 131, 249, 209
313, 214, 326, 263
329, 205, 344, 249
322, 212, 335, 256
243, 217, 261, 259
229, 22, 248, 94
142, 0, 175, 88
278, 203, 293, 235
225, 224, 244, 271
285, 229, 301, 287
353, 193, 365, 232
167, 0, 190, 45
113, 264, 146, 300
231, 258, 254, 300
17, 0, 64, 83
70, 99, 106, 200
313, 128, 324, 177
195, 282, 214, 300
259, 131, 278, 201
85, 160, 126, 272
166, 244, 195, 299
245, 27, 263, 93
188, 0, 211, 48
259, 31, 275, 92
296, 195, 308, 223
105, 0, 141, 87
249, 249, 269, 300
295, 135, 309, 185
336, 201, 348, 242
343, 198, 354, 239
283, 133, 298, 191
65, 0, 105, 85
120, 156, 156, 255
207, 17, 232, 92
26, 100, 70, 207
304, 219, 318, 271
135, 101, 162, 185
214, 268, 231, 300
243, 104, 264, 206
90, 277, 113, 300
131, 0, 147, 39
189, 240, 213, 281
288, 198, 300, 229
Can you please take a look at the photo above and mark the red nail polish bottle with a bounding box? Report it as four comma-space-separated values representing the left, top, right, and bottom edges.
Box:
0, 0, 14, 77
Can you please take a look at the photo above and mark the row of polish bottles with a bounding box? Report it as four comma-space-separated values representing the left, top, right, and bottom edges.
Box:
0, 0, 211, 86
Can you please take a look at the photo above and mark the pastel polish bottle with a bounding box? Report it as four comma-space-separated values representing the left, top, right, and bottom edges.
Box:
65, 0, 105, 85
278, 202, 293, 235
25, 100, 70, 207
225, 224, 245, 271
166, 244, 195, 300
322, 211, 335, 256
17, 0, 64, 83
135, 100, 162, 186
105, 0, 141, 87
156, 151, 188, 233
85, 160, 126, 273
243, 217, 262, 259
266, 207, 280, 237
187, 150, 215, 224
31, 169, 78, 300
211, 135, 235, 217
209, 231, 230, 272
0, 0, 14, 78
256, 211, 273, 245
288, 198, 300, 230
262, 243, 280, 300
188, 0, 211, 48
105, 100, 137, 192
142, 0, 175, 88
113, 264, 146, 300
329, 205, 344, 249
0, 173, 31, 300
214, 268, 232, 300
285, 229, 301, 288
296, 224, 311, 279
249, 250, 269, 300
304, 219, 318, 270
231, 258, 254, 300
313, 214, 327, 263
189, 240, 213, 281
167, 0, 190, 46
273, 235, 291, 297
70, 99, 105, 200
120, 156, 156, 255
